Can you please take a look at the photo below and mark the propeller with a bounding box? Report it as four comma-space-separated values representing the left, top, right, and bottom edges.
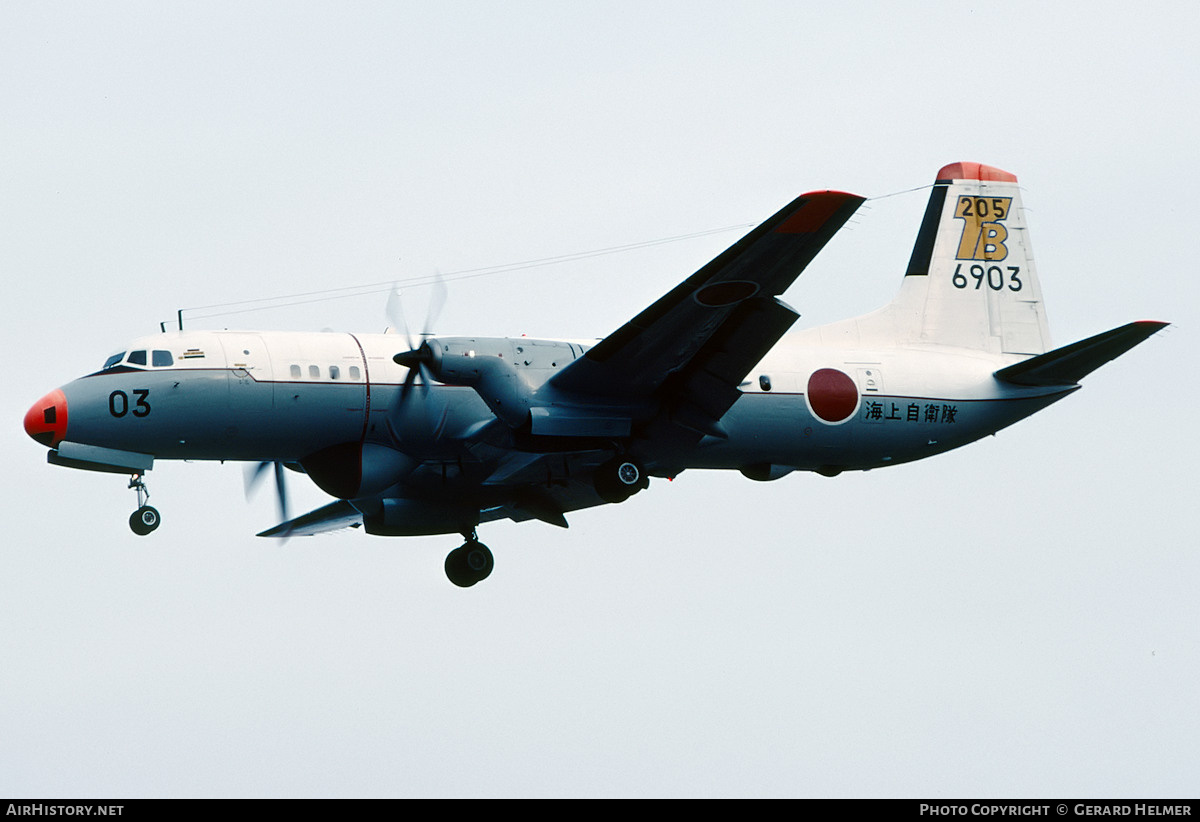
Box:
386, 275, 445, 351
244, 460, 292, 536
394, 340, 437, 401
386, 276, 448, 439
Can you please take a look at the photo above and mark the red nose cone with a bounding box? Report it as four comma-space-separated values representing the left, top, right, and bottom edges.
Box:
24, 389, 68, 447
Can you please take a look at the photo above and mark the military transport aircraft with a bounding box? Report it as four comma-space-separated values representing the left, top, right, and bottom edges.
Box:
24, 162, 1166, 587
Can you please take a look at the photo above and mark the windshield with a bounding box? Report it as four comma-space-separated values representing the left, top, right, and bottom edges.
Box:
102, 352, 126, 370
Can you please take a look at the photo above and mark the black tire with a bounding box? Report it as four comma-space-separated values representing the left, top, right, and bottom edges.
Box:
615, 461, 640, 487
129, 505, 160, 536
445, 546, 474, 587
445, 541, 493, 587
595, 458, 644, 504
464, 541, 494, 583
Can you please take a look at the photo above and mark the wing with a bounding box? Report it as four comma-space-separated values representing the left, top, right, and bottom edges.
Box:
550, 189, 864, 400
257, 499, 363, 537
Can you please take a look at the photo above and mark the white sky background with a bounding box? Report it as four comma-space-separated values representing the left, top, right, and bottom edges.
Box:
2, 0, 1197, 798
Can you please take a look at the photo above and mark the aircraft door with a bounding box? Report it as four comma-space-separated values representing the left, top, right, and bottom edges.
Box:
219, 333, 275, 412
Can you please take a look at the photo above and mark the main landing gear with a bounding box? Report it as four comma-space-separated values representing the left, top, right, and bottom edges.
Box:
594, 457, 649, 504
445, 531, 493, 588
127, 473, 161, 536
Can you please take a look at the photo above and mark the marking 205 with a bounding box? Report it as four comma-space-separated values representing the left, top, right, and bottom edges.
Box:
952, 263, 1023, 292
954, 195, 1013, 261
109, 389, 151, 418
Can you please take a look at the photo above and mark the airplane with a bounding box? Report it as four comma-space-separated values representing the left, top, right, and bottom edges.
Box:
23, 162, 1167, 587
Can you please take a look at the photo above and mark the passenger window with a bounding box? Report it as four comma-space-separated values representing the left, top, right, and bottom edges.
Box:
349, 366, 361, 381
152, 350, 173, 367
759, 375, 772, 392
103, 352, 126, 370
308, 365, 320, 379
290, 364, 302, 379
329, 365, 340, 380
128, 350, 147, 366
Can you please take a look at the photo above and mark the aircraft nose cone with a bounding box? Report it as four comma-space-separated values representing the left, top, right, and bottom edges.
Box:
24, 389, 68, 447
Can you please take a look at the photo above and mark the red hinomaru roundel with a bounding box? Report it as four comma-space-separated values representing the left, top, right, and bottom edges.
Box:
806, 368, 859, 423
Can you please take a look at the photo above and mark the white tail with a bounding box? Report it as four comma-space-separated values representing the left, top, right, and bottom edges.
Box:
830, 162, 1052, 356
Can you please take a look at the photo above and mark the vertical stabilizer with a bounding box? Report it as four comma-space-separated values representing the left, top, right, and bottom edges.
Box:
888, 162, 1051, 355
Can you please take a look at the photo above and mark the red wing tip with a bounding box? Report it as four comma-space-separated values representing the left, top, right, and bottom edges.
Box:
935, 162, 1018, 184
797, 189, 862, 200
774, 190, 863, 235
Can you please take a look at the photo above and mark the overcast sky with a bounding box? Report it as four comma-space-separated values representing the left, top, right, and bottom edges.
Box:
3, 0, 1197, 798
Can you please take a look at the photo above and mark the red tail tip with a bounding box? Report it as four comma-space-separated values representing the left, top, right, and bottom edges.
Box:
936, 162, 1018, 183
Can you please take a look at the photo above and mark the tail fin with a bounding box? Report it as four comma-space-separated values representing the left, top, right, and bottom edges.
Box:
887, 162, 1051, 355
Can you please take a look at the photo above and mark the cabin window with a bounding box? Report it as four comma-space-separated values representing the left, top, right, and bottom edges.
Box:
152, 350, 173, 367
128, 350, 147, 366
103, 352, 125, 370
349, 366, 361, 381
759, 375, 772, 392
308, 365, 320, 379
290, 364, 302, 379
329, 365, 340, 380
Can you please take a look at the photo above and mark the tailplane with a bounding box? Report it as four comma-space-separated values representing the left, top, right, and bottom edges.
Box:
994, 321, 1167, 387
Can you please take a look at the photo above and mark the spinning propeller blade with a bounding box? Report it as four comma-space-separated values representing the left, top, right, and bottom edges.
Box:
387, 274, 445, 407
244, 460, 292, 536
385, 275, 452, 449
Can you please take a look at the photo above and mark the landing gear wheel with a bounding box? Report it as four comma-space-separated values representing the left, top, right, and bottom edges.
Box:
445, 539, 494, 588
129, 505, 161, 536
126, 473, 159, 536
595, 458, 648, 504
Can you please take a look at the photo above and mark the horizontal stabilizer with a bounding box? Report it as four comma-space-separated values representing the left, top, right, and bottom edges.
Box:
994, 321, 1168, 387
257, 499, 362, 537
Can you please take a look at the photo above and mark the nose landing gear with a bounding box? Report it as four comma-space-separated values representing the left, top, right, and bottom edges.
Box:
128, 473, 160, 536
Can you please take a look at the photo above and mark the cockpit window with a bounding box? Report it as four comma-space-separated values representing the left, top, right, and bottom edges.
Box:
127, 350, 147, 366
152, 350, 173, 367
103, 352, 126, 370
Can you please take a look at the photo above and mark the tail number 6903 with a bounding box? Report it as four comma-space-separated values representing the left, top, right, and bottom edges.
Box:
952, 264, 1023, 292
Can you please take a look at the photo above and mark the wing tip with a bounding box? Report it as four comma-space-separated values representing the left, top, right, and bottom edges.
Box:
796, 188, 862, 199
773, 190, 864, 235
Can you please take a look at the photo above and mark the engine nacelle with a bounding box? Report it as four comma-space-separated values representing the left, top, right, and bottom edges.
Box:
739, 463, 796, 482
301, 442, 415, 499
423, 338, 536, 428
359, 498, 480, 536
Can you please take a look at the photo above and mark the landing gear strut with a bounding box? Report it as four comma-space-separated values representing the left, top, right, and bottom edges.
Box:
128, 473, 160, 536
445, 531, 493, 588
